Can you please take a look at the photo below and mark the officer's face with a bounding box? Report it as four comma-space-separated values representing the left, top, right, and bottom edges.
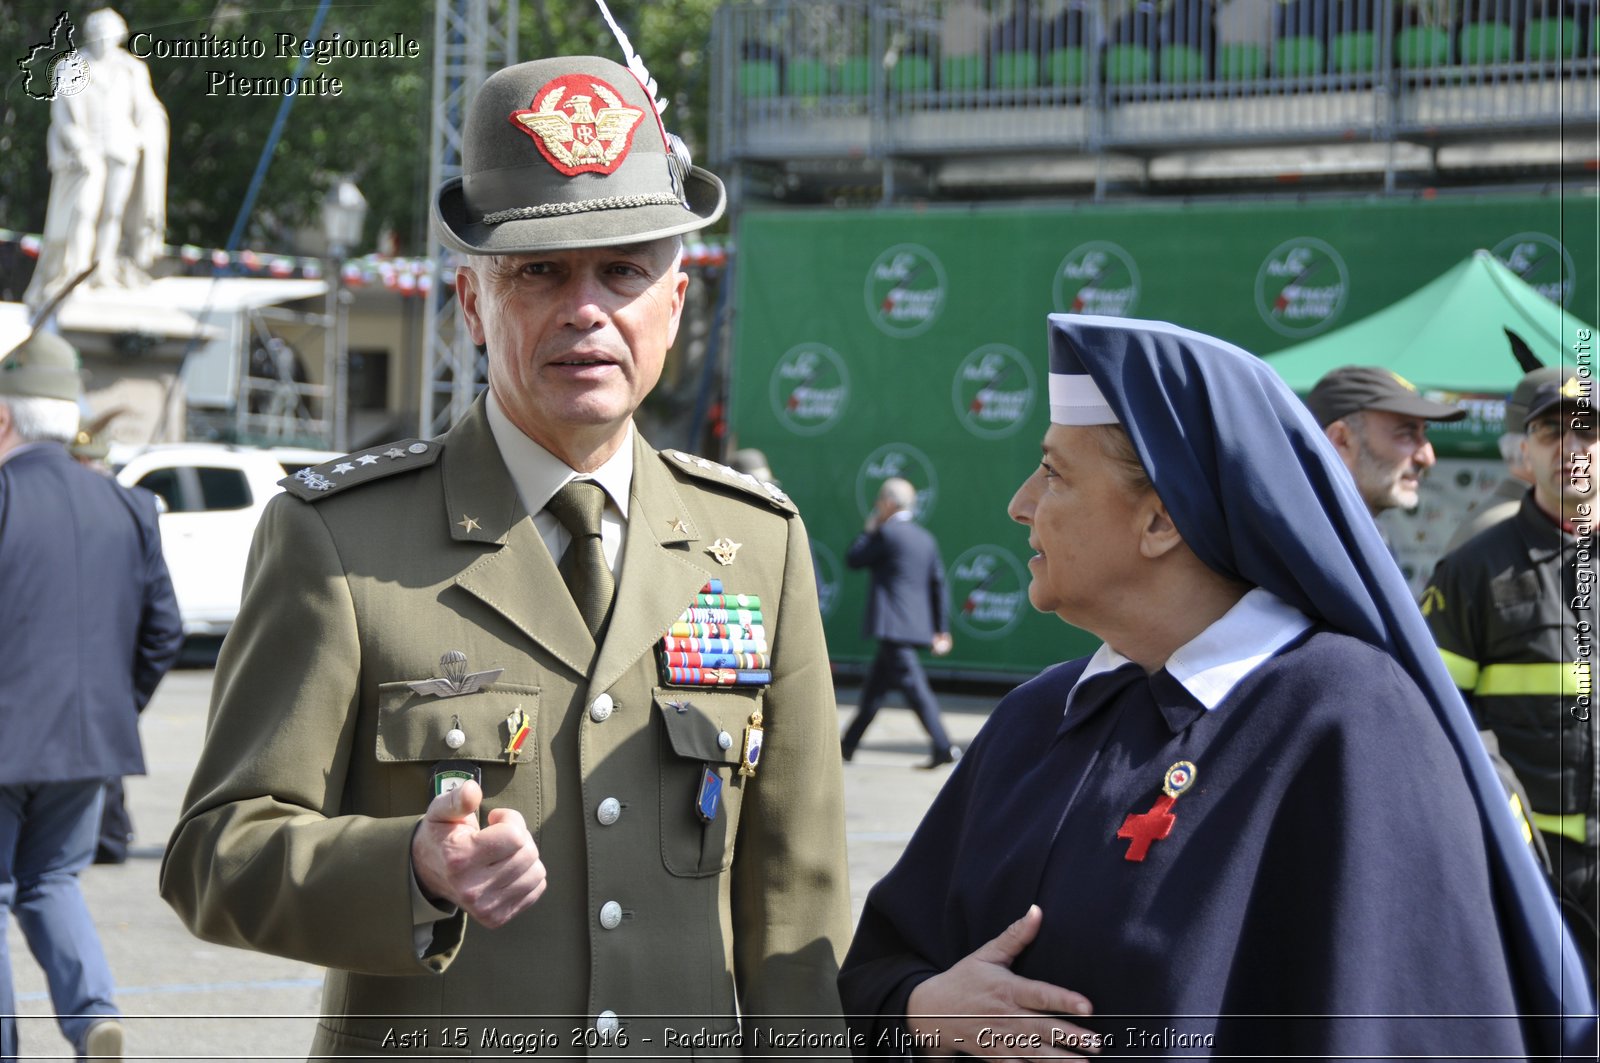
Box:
1523, 414, 1598, 519
1334, 410, 1436, 515
458, 239, 687, 467
1008, 424, 1152, 629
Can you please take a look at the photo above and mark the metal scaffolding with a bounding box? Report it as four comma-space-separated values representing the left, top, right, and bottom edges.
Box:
420, 0, 517, 436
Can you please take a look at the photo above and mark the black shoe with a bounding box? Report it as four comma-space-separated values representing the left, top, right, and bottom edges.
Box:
840, 744, 855, 763
915, 745, 961, 770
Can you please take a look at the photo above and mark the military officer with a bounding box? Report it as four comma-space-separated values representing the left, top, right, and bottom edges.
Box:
161, 55, 851, 1057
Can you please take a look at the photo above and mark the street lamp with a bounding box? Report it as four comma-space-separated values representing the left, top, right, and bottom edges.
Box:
322, 176, 368, 451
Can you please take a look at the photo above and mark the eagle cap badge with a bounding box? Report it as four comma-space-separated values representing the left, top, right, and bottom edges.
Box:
509, 74, 645, 177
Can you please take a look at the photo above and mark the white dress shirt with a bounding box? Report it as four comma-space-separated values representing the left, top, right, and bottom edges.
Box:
485, 389, 631, 573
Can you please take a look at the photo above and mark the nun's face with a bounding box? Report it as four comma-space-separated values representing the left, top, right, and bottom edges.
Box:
1009, 425, 1150, 626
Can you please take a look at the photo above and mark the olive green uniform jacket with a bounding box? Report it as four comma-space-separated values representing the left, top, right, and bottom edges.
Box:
160, 401, 852, 1057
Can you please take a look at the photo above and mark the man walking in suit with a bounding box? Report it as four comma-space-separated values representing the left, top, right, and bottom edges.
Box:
841, 478, 957, 768
162, 52, 851, 1056
0, 331, 182, 1062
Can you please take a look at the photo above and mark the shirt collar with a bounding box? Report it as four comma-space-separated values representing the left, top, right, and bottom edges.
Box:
884, 509, 914, 524
486, 389, 632, 518
0, 441, 56, 469
1063, 587, 1313, 718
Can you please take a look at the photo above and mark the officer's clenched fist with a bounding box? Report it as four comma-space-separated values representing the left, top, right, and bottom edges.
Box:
412, 780, 547, 928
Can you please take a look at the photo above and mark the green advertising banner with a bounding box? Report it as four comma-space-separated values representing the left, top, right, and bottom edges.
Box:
729, 194, 1600, 678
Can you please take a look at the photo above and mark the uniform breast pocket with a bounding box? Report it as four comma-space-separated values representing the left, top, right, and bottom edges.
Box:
655, 688, 763, 877
1490, 570, 1543, 612
375, 683, 540, 822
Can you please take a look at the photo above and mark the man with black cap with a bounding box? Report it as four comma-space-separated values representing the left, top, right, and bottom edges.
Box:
841, 317, 1592, 1058
1424, 365, 1599, 990
1305, 365, 1466, 520
1, 331, 182, 1062
1447, 366, 1564, 551
162, 52, 850, 1056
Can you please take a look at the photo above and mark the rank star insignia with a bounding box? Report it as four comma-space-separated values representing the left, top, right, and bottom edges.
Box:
707, 537, 741, 566
669, 518, 690, 534
357, 454, 380, 466
509, 74, 645, 177
384, 448, 406, 459
457, 515, 481, 533
332, 462, 355, 474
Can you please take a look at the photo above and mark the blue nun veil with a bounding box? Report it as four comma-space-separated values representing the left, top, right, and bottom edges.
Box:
1048, 313, 1593, 1055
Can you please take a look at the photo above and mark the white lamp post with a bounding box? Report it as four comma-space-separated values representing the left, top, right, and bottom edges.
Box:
322, 176, 368, 451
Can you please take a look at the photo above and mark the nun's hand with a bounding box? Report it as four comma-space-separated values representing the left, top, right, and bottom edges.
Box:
904, 906, 1099, 1059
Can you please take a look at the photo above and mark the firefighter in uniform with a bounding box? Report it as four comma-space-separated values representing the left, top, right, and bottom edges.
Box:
1424, 367, 1598, 993
160, 55, 852, 1056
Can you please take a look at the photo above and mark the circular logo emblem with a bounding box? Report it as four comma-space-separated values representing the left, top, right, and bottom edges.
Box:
770, 343, 850, 435
811, 540, 842, 619
953, 344, 1037, 439
1163, 760, 1197, 798
855, 444, 939, 522
949, 545, 1030, 640
1493, 233, 1576, 308
50, 50, 90, 98
1053, 242, 1141, 318
1255, 237, 1350, 338
865, 244, 947, 338
509, 74, 647, 177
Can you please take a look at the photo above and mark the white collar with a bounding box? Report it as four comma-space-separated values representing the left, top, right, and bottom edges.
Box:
0, 441, 54, 469
1066, 587, 1313, 714
486, 389, 632, 518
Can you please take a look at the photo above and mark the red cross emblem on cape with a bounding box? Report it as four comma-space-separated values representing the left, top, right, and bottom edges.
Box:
1116, 760, 1197, 862
509, 74, 645, 177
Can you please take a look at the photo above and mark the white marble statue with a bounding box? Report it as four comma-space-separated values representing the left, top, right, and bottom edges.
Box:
24, 8, 169, 312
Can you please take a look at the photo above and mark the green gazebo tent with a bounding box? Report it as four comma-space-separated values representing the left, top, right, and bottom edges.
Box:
1266, 249, 1590, 395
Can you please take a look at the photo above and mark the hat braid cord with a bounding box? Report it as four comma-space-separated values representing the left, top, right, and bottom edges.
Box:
483, 193, 682, 224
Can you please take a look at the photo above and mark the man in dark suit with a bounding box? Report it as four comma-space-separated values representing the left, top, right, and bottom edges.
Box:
0, 330, 183, 1062
841, 477, 957, 768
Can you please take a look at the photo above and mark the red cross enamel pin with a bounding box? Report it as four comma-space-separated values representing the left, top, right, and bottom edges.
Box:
1116, 760, 1197, 862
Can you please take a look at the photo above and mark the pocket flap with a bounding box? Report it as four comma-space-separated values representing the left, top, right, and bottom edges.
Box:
654, 689, 763, 766
377, 683, 540, 764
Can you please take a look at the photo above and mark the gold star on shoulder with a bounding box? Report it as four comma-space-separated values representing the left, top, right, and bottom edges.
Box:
457, 515, 481, 533
669, 518, 690, 534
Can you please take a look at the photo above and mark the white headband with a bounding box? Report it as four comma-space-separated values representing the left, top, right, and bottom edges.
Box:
1048, 373, 1119, 426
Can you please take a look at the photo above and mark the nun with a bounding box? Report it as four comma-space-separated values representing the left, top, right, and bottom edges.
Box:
838, 316, 1593, 1059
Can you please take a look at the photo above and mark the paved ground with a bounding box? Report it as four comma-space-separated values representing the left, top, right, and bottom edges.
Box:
7, 665, 1003, 1060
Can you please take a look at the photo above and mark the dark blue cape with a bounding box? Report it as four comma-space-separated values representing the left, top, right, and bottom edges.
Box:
1051, 315, 1594, 1051
843, 632, 1538, 1056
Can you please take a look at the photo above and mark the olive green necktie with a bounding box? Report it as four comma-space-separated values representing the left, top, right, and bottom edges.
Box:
547, 480, 614, 638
